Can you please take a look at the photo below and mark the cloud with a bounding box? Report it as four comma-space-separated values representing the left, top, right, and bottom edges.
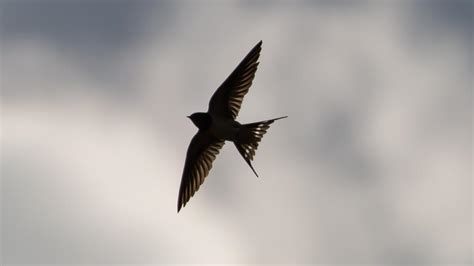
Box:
1, 1, 471, 264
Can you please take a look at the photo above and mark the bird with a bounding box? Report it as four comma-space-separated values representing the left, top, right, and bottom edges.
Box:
177, 40, 287, 212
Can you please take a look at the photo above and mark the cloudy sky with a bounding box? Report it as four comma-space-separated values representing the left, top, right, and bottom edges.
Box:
1, 1, 472, 264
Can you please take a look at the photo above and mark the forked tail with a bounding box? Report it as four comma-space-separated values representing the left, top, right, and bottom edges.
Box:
234, 116, 288, 177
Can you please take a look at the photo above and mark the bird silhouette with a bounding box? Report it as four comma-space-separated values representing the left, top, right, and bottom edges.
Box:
177, 41, 287, 212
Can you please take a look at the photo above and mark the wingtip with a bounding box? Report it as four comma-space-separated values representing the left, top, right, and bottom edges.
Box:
252, 166, 259, 178
177, 197, 184, 213
248, 160, 259, 177
272, 116, 288, 121
253, 40, 262, 50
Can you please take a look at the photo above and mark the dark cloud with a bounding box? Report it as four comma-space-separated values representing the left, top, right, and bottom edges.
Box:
0, 1, 175, 101
1, 1, 160, 52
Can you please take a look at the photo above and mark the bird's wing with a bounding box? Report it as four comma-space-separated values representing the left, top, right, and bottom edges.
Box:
177, 131, 225, 212
208, 41, 262, 119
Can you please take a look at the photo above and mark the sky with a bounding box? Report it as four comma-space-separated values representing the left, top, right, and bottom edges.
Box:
1, 0, 472, 264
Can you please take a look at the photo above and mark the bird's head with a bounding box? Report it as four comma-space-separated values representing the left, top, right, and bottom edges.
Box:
187, 112, 212, 130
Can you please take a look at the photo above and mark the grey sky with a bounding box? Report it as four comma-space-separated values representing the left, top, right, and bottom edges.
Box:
1, 1, 472, 264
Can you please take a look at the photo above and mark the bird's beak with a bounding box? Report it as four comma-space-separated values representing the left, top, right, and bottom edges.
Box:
186, 116, 190, 119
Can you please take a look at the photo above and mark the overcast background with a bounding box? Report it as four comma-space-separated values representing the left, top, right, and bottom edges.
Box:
1, 0, 472, 264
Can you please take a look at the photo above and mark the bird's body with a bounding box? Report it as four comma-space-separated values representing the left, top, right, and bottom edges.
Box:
210, 114, 241, 141
188, 112, 240, 141
178, 41, 287, 212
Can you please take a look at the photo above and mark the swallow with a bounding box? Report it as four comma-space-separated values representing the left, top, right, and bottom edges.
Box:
177, 41, 287, 212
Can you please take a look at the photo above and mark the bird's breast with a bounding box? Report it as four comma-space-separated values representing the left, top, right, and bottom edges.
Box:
208, 116, 240, 141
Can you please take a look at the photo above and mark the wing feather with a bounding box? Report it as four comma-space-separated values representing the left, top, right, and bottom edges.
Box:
208, 41, 262, 119
177, 131, 225, 212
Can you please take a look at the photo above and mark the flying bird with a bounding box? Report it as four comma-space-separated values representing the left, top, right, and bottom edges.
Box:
177, 41, 287, 212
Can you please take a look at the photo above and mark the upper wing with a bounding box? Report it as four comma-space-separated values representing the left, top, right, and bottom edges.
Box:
208, 41, 262, 119
177, 131, 225, 212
